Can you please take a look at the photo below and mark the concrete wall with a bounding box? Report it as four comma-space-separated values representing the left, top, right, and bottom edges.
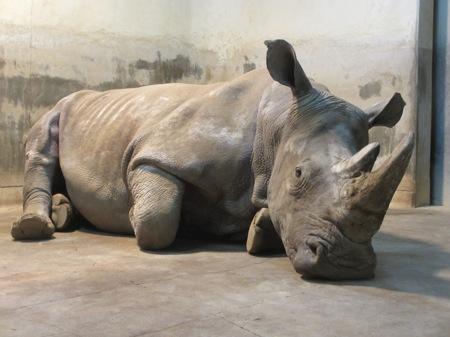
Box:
0, 0, 421, 206
432, 0, 450, 206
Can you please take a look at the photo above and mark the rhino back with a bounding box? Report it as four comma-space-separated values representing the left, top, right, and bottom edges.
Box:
59, 69, 272, 234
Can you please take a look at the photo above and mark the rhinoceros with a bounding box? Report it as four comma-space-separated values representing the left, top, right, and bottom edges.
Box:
11, 40, 413, 280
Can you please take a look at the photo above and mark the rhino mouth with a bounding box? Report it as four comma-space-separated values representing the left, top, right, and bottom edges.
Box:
288, 232, 376, 280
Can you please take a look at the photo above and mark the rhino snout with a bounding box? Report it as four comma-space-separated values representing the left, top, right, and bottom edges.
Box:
291, 236, 376, 280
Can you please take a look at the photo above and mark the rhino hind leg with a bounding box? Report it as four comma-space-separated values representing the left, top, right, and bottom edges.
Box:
12, 193, 75, 240
11, 214, 54, 240
51, 193, 75, 231
128, 165, 184, 250
11, 109, 62, 240
246, 208, 284, 254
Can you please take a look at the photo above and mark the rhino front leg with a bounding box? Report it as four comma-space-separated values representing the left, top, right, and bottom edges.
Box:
128, 165, 184, 250
246, 208, 284, 254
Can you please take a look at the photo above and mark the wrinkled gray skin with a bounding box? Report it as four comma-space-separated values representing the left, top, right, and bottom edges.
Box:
11, 40, 413, 280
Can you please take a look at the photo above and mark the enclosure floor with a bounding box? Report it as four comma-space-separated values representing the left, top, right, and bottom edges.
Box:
0, 205, 449, 337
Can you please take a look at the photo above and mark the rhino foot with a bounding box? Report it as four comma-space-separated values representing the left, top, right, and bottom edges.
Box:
11, 213, 55, 240
51, 194, 74, 231
246, 208, 284, 254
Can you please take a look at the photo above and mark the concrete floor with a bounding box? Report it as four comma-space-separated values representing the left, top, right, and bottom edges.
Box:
0, 206, 449, 337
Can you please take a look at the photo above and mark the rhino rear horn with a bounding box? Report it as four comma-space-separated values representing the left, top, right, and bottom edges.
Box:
332, 142, 380, 178
265, 39, 312, 97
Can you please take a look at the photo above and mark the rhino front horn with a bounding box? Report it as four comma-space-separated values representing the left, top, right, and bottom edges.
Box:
338, 133, 414, 243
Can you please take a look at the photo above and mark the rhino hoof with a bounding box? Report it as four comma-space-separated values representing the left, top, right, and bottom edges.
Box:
51, 194, 74, 231
11, 214, 55, 240
246, 218, 262, 254
246, 208, 284, 254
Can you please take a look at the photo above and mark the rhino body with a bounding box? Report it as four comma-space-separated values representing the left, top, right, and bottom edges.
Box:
57, 69, 272, 236
12, 40, 413, 280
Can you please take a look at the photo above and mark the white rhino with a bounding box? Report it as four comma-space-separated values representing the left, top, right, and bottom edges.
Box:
12, 40, 413, 280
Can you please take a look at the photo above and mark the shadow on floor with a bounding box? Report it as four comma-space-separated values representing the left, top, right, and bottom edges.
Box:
72, 219, 450, 300
78, 225, 249, 254
304, 231, 450, 300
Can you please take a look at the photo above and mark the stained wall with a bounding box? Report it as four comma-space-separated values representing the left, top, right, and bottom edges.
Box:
0, 0, 421, 206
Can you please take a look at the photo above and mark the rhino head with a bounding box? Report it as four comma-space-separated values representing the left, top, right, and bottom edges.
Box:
252, 40, 414, 280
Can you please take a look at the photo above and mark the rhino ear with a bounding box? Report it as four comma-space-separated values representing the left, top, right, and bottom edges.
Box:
364, 93, 406, 128
264, 39, 312, 97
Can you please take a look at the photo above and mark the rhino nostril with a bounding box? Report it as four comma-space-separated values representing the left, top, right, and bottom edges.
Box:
293, 249, 320, 277
307, 241, 318, 255
305, 238, 325, 258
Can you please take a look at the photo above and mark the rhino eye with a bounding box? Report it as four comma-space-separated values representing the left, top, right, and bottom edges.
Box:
295, 167, 302, 178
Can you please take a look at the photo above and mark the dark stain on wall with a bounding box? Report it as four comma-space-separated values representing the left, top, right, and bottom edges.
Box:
204, 67, 212, 82
135, 51, 203, 84
31, 75, 85, 108
0, 53, 204, 109
0, 53, 206, 184
95, 63, 140, 91
0, 113, 27, 182
243, 56, 256, 74
391, 75, 397, 86
0, 75, 84, 109
359, 80, 382, 99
